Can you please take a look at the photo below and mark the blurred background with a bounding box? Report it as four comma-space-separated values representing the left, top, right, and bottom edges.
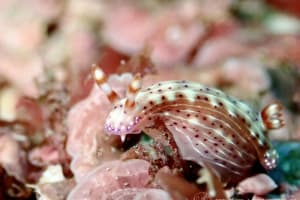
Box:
0, 0, 300, 120
0, 0, 300, 199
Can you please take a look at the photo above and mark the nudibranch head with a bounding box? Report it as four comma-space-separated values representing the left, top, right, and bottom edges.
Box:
104, 98, 143, 135
92, 64, 145, 136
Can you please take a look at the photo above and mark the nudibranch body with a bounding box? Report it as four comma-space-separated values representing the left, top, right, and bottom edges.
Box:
93, 65, 284, 185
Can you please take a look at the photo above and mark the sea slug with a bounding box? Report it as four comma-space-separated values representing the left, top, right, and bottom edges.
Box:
92, 65, 284, 185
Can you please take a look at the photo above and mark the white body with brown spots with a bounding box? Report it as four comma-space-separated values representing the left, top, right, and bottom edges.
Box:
93, 66, 284, 185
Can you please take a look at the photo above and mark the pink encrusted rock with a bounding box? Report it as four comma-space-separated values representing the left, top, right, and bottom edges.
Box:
251, 195, 266, 200
107, 188, 172, 200
29, 144, 60, 167
26, 0, 64, 21
103, 5, 154, 54
193, 34, 300, 68
66, 73, 133, 180
102, 2, 205, 67
0, 1, 51, 97
142, 66, 221, 89
262, 35, 300, 66
0, 133, 27, 181
68, 30, 99, 70
219, 58, 270, 97
237, 174, 277, 196
146, 1, 205, 67
67, 159, 152, 200
16, 96, 44, 131
0, 55, 43, 97
35, 179, 76, 200
192, 36, 251, 67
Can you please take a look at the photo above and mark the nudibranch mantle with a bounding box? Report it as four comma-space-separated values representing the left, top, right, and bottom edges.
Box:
93, 66, 284, 185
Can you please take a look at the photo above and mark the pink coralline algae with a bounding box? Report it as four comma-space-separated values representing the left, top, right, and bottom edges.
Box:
237, 174, 278, 196
0, 133, 27, 181
35, 179, 75, 200
102, 2, 206, 67
192, 35, 251, 67
29, 144, 60, 167
0, 0, 64, 97
218, 58, 271, 98
67, 159, 171, 200
105, 188, 172, 200
66, 73, 134, 180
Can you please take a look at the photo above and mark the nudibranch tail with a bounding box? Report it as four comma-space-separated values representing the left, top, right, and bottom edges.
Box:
92, 64, 120, 103
261, 103, 285, 130
125, 73, 142, 108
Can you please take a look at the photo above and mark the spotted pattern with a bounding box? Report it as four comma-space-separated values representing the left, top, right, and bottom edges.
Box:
104, 80, 283, 185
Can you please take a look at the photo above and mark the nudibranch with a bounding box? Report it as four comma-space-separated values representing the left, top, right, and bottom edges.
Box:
92, 65, 284, 185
